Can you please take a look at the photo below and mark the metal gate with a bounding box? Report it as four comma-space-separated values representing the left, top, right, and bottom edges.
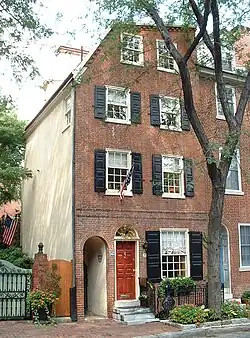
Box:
0, 259, 32, 319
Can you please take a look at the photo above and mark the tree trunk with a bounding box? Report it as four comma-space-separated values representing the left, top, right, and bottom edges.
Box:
207, 183, 225, 314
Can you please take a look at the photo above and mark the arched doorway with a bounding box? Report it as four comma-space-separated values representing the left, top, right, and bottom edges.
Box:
220, 225, 231, 298
83, 236, 107, 317
114, 226, 140, 307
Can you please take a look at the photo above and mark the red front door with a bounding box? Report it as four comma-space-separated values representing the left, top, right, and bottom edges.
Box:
116, 241, 136, 300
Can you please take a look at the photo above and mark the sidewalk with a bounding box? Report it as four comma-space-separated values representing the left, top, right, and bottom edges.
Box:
0, 318, 180, 338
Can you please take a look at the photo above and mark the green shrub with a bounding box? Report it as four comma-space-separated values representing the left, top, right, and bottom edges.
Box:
242, 291, 250, 301
169, 305, 210, 324
0, 246, 33, 269
221, 300, 247, 319
158, 277, 196, 297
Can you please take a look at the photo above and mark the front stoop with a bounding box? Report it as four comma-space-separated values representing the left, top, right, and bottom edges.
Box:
113, 306, 159, 325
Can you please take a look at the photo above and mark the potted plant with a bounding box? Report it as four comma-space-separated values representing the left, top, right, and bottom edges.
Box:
241, 291, 250, 305
27, 289, 59, 323
139, 292, 148, 307
27, 263, 61, 324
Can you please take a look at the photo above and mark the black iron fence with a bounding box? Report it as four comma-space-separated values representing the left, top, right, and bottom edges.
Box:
147, 282, 224, 315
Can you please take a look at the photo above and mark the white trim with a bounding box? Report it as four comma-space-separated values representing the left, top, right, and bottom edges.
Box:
161, 155, 185, 199
114, 237, 140, 303
156, 40, 178, 73
160, 228, 190, 279
220, 224, 232, 297
120, 33, 144, 67
105, 149, 133, 197
215, 83, 236, 120
238, 223, 250, 269
219, 148, 243, 194
225, 149, 242, 194
105, 86, 131, 125
159, 96, 182, 132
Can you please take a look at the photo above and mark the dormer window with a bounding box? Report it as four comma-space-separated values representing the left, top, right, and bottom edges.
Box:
121, 33, 144, 66
221, 48, 235, 72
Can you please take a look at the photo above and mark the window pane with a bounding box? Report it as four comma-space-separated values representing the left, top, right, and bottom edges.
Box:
122, 35, 142, 64
226, 153, 239, 190
158, 41, 175, 70
240, 226, 250, 266
107, 151, 129, 191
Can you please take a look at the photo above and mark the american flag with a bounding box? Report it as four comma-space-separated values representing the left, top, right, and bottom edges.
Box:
2, 214, 18, 246
119, 163, 134, 201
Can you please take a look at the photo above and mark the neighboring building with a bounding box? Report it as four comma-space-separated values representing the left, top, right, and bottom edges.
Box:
21, 26, 250, 320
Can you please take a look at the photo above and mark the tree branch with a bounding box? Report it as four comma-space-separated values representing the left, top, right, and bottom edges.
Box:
211, 0, 238, 131
184, 0, 211, 62
235, 70, 250, 126
189, 0, 214, 57
144, 2, 215, 162
143, 3, 183, 63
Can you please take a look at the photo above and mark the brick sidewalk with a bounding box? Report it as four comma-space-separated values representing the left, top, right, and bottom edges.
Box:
0, 318, 179, 338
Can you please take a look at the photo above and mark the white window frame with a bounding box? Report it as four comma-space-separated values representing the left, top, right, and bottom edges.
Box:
64, 95, 72, 128
221, 48, 236, 73
219, 148, 243, 195
162, 155, 185, 199
215, 84, 236, 120
238, 223, 250, 271
160, 228, 190, 279
105, 86, 131, 125
105, 148, 133, 197
159, 96, 181, 131
120, 33, 144, 66
156, 40, 178, 73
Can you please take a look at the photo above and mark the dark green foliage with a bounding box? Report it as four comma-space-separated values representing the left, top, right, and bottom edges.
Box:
0, 246, 34, 269
0, 0, 53, 80
0, 99, 31, 204
158, 277, 196, 297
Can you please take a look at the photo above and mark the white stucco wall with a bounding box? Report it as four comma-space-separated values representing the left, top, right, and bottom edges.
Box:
87, 244, 107, 317
21, 85, 74, 261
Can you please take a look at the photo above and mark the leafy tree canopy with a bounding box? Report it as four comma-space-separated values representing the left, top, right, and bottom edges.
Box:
0, 0, 53, 81
0, 98, 30, 204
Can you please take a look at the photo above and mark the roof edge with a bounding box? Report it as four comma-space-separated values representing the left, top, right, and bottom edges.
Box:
25, 72, 73, 133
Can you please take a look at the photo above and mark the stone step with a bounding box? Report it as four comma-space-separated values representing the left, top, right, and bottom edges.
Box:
121, 318, 160, 326
121, 312, 156, 322
114, 307, 151, 315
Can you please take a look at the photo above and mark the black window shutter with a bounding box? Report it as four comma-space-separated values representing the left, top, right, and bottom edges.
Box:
189, 231, 203, 280
94, 150, 106, 192
132, 152, 143, 194
146, 231, 161, 283
94, 86, 106, 119
184, 158, 194, 197
150, 95, 160, 126
152, 155, 162, 195
180, 99, 190, 131
131, 92, 141, 124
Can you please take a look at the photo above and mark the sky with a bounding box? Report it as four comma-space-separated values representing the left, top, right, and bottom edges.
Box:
1, 0, 103, 121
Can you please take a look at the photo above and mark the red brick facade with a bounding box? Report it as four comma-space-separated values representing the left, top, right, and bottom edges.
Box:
73, 26, 250, 320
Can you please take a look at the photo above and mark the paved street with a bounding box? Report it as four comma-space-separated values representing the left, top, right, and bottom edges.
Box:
206, 331, 250, 338
0, 319, 179, 338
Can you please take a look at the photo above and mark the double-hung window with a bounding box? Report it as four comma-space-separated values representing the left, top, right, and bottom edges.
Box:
239, 224, 250, 269
160, 97, 181, 131
157, 40, 177, 72
221, 48, 235, 72
121, 33, 144, 66
215, 84, 236, 119
106, 87, 130, 123
106, 150, 132, 196
225, 149, 242, 194
161, 230, 188, 278
162, 156, 184, 198
64, 96, 72, 127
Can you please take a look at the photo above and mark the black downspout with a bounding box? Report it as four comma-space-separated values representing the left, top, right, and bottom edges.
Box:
70, 85, 77, 322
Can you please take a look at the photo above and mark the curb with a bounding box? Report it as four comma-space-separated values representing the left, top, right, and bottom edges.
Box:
134, 323, 250, 338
